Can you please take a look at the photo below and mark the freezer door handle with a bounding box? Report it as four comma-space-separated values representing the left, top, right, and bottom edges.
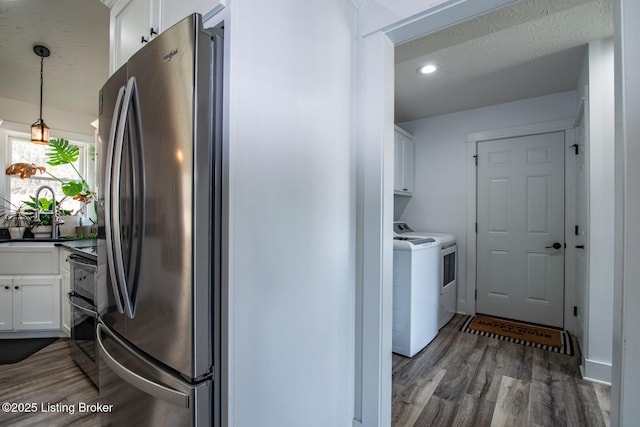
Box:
96, 324, 189, 408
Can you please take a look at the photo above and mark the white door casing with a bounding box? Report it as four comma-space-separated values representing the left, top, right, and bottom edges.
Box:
477, 132, 565, 328
574, 111, 588, 351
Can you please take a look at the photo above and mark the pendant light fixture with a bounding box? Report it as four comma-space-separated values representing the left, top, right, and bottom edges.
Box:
31, 45, 50, 144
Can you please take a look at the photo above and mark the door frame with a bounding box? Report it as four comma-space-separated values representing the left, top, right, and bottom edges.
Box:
464, 119, 578, 333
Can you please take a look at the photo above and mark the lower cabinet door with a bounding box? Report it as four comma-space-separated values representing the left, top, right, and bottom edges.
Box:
13, 276, 61, 330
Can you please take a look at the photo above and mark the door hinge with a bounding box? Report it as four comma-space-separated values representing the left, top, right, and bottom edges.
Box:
575, 225, 579, 236
570, 144, 579, 155
475, 222, 478, 233
573, 306, 578, 317
473, 155, 478, 166
475, 289, 477, 300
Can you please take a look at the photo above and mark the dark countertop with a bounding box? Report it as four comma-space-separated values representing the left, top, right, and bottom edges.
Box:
0, 238, 97, 262
0, 238, 85, 243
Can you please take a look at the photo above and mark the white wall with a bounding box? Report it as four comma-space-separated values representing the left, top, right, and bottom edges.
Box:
225, 1, 357, 426
612, 0, 640, 424
398, 91, 577, 315
0, 96, 96, 137
583, 38, 615, 384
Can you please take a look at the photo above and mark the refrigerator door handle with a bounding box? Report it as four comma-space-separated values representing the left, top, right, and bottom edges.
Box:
111, 78, 131, 317
96, 323, 190, 408
104, 85, 126, 315
112, 76, 139, 319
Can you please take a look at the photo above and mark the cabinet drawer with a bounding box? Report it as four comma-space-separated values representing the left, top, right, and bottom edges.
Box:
0, 246, 59, 275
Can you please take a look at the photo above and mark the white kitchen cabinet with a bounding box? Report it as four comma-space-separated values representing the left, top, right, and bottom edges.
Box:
0, 276, 61, 331
0, 243, 64, 336
111, 0, 155, 72
394, 126, 415, 195
107, 0, 225, 72
0, 243, 59, 275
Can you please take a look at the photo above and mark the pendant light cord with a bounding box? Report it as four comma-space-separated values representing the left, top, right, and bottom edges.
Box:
39, 56, 44, 126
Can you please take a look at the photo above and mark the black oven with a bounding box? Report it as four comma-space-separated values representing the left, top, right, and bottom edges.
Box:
67, 253, 99, 387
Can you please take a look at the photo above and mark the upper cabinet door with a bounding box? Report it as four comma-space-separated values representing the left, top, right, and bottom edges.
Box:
113, 0, 153, 71
402, 135, 414, 194
394, 127, 415, 195
394, 131, 404, 193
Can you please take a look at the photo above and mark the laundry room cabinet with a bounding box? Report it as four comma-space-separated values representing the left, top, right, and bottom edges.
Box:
105, 0, 225, 72
394, 126, 415, 195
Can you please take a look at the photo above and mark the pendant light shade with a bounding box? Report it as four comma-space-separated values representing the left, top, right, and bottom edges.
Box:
31, 118, 49, 144
31, 45, 50, 145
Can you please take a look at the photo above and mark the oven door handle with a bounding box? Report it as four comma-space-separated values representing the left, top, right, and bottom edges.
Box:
68, 254, 98, 271
68, 291, 98, 318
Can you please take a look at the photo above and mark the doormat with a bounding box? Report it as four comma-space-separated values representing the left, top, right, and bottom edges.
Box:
460, 315, 574, 355
0, 338, 58, 364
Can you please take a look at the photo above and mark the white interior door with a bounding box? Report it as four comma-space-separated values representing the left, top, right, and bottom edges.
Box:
477, 132, 565, 328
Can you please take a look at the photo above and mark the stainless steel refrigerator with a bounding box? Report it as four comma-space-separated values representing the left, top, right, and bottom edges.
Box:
96, 14, 222, 426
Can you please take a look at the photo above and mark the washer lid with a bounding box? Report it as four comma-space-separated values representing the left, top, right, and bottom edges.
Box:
421, 232, 456, 245
393, 236, 437, 250
395, 236, 435, 245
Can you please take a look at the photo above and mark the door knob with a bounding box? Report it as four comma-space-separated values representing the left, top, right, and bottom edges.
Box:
545, 242, 562, 249
4, 286, 9, 290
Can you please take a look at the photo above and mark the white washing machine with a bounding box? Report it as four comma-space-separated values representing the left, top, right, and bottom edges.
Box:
394, 221, 457, 329
392, 236, 440, 357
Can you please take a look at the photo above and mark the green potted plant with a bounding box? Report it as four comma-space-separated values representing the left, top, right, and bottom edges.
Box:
0, 199, 31, 239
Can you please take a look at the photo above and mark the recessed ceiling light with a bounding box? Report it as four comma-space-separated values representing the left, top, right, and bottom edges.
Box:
417, 64, 439, 75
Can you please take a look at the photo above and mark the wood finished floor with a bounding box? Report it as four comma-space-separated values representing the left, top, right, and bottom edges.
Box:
0, 318, 611, 427
0, 338, 100, 427
393, 315, 611, 427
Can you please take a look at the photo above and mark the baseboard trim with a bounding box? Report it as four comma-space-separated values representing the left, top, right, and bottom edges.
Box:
582, 358, 612, 386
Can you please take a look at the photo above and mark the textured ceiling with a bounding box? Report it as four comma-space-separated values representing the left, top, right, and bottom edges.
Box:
395, 0, 613, 122
0, 0, 613, 124
0, 0, 109, 119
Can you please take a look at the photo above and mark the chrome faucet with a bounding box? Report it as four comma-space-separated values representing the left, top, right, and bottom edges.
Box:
34, 185, 58, 239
